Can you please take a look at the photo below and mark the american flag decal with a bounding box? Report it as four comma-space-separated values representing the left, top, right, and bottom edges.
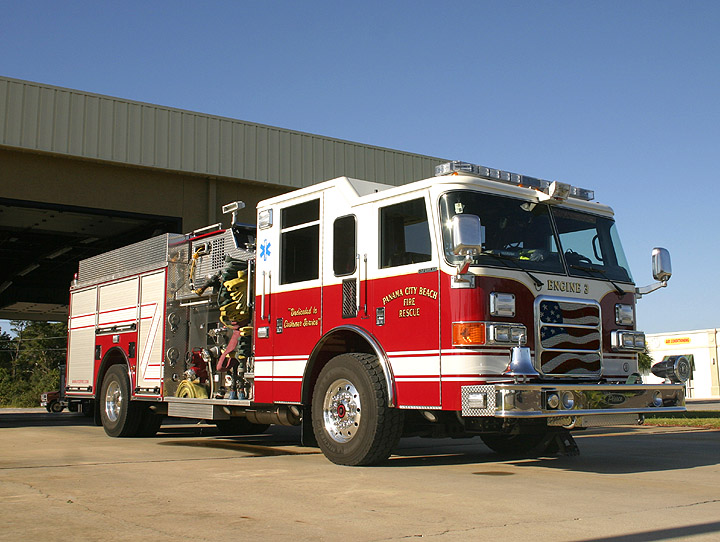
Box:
536, 299, 602, 376
539, 300, 599, 326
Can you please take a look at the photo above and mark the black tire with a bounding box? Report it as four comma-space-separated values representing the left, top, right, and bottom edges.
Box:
99, 365, 142, 437
311, 353, 403, 466
49, 400, 64, 413
214, 418, 269, 435
136, 405, 164, 437
81, 400, 94, 417
480, 431, 549, 456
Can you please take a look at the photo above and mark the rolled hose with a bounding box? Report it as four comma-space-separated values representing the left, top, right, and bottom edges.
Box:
176, 380, 209, 399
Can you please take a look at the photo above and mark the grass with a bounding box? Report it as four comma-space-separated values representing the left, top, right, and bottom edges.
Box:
643, 411, 720, 429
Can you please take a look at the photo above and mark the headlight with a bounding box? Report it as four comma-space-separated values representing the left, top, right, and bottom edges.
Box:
488, 323, 526, 345
453, 322, 527, 347
492, 324, 510, 343
611, 330, 646, 352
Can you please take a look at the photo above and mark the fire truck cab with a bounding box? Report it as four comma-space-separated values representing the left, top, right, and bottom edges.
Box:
65, 161, 686, 465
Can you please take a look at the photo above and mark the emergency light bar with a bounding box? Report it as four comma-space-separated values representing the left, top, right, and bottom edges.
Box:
435, 161, 595, 201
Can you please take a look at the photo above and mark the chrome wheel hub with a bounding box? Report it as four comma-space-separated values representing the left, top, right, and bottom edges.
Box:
322, 378, 361, 443
105, 380, 122, 423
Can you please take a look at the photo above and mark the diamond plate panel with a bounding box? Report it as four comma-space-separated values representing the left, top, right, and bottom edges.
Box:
461, 385, 497, 416
191, 230, 255, 282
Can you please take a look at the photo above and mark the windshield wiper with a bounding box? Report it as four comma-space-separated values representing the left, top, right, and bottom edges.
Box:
569, 264, 625, 296
484, 252, 544, 289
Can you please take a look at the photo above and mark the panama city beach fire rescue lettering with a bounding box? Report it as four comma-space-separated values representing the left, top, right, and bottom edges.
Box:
382, 286, 438, 318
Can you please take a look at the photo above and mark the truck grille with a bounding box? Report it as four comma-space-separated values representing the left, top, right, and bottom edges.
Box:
535, 297, 602, 377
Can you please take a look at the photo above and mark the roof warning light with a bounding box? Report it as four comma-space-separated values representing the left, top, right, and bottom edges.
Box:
435, 161, 595, 202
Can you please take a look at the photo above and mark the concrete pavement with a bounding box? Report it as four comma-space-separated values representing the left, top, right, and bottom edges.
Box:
1, 409, 719, 541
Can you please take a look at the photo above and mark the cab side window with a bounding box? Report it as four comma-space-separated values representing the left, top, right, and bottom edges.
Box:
333, 215, 356, 276
380, 198, 432, 268
281, 199, 320, 284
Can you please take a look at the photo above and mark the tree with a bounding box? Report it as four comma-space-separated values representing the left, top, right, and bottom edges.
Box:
0, 320, 67, 407
638, 343, 654, 373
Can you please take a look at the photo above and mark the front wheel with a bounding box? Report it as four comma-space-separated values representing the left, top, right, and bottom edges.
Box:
48, 400, 64, 413
100, 365, 142, 437
311, 353, 403, 466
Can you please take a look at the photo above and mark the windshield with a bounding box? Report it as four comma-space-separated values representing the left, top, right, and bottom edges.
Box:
440, 191, 564, 274
552, 207, 633, 283
439, 190, 634, 283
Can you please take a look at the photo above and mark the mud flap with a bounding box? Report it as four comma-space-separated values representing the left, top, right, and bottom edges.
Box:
542, 427, 580, 456
301, 406, 318, 447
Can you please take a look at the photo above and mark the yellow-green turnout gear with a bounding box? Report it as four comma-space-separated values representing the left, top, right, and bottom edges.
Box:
218, 257, 250, 327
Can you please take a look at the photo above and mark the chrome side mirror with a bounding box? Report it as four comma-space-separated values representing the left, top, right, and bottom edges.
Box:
652, 247, 672, 283
637, 247, 672, 298
451, 214, 483, 275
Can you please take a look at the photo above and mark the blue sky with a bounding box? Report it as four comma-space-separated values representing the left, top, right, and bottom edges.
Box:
2, 1, 719, 334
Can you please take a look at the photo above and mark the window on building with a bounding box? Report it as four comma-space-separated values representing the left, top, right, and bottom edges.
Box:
380, 198, 432, 268
281, 199, 320, 284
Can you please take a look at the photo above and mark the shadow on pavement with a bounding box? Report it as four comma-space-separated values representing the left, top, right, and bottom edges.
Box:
386, 427, 720, 474
3, 410, 718, 474
572, 520, 720, 542
0, 410, 95, 428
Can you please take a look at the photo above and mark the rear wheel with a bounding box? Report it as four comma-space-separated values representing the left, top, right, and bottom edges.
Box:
311, 353, 403, 466
100, 365, 142, 437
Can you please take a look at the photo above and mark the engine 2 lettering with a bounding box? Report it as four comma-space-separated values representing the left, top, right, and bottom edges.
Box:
547, 280, 587, 294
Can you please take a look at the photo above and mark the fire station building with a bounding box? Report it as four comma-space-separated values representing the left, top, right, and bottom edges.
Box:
0, 75, 444, 321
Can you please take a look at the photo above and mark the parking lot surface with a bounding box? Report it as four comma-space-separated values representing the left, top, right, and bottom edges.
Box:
2, 409, 719, 541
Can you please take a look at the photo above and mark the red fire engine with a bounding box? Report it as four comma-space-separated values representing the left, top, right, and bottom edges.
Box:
65, 161, 688, 465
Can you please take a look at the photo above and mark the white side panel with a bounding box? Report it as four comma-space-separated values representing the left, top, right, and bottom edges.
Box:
67, 287, 97, 389
98, 277, 139, 327
137, 271, 166, 388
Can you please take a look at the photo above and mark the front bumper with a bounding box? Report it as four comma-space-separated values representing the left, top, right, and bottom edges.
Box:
461, 383, 685, 419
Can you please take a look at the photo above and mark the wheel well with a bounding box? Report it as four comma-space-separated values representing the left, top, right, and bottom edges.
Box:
301, 328, 377, 406
95, 347, 130, 399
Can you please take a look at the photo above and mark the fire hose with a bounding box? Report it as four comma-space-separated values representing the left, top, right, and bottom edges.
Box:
175, 379, 209, 399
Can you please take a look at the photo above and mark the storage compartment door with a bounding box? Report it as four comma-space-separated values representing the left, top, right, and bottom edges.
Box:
137, 270, 166, 390
67, 288, 97, 392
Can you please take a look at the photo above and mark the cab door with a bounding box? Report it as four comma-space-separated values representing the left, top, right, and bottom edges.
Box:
254, 194, 323, 404
366, 194, 441, 407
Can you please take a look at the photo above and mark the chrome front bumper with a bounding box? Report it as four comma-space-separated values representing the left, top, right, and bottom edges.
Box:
461, 383, 685, 419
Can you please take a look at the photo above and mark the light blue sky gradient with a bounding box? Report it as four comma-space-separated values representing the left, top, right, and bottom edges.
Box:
2, 1, 718, 333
